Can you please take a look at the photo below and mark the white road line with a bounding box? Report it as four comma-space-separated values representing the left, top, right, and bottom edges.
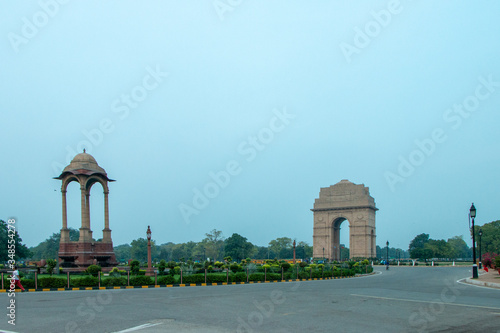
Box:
350, 294, 500, 311
0, 330, 20, 333
113, 323, 162, 332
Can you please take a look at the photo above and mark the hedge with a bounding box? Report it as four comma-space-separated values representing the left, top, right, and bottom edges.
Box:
129, 276, 153, 286
38, 276, 68, 288
101, 277, 127, 287
71, 276, 98, 287
158, 275, 175, 285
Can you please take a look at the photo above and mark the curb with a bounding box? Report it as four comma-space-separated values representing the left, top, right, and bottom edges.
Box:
0, 275, 358, 293
463, 278, 500, 290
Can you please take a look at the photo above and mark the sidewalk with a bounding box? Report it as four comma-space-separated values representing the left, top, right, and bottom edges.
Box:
464, 268, 500, 289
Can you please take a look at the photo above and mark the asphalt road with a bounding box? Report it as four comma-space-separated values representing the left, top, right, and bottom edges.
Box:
1, 266, 499, 333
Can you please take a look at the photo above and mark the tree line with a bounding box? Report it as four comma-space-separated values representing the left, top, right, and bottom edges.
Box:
408, 220, 500, 260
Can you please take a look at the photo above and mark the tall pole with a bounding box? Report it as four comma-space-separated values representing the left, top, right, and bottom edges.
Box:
293, 240, 296, 264
470, 203, 478, 279
386, 241, 389, 264
146, 226, 154, 277
478, 229, 483, 269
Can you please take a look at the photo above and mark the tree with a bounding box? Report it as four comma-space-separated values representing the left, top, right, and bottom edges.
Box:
130, 238, 156, 262
224, 233, 254, 262
475, 220, 500, 255
447, 236, 470, 259
114, 244, 132, 263
409, 233, 430, 259
203, 229, 225, 261
268, 237, 293, 259
29, 228, 79, 260
0, 219, 31, 261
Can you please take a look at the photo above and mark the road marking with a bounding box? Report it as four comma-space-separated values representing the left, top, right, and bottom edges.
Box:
113, 322, 162, 332
351, 294, 500, 311
0, 330, 20, 333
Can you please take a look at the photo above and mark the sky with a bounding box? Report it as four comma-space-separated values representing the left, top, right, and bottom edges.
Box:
1, 1, 499, 252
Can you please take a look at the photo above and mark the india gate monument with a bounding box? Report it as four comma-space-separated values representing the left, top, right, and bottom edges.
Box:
312, 180, 377, 260
54, 150, 117, 270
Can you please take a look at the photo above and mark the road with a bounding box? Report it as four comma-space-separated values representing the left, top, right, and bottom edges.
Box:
1, 266, 499, 333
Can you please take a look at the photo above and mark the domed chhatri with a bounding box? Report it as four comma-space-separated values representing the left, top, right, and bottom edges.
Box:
55, 149, 113, 181
54, 150, 117, 271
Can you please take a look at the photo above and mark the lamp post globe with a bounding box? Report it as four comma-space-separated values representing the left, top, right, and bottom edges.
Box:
470, 203, 478, 279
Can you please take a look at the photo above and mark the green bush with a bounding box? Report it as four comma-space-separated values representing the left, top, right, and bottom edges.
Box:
182, 274, 205, 284
280, 262, 291, 271
234, 272, 247, 282
86, 265, 102, 277
249, 273, 265, 281
130, 260, 140, 275
20, 278, 36, 288
495, 255, 500, 268
129, 276, 153, 286
158, 275, 175, 285
46, 259, 57, 275
38, 276, 67, 288
207, 273, 229, 283
101, 277, 127, 287
71, 276, 98, 287
230, 263, 240, 273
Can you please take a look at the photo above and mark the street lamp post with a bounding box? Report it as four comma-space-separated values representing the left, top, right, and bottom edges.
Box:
470, 203, 478, 279
323, 247, 325, 263
293, 240, 296, 264
146, 225, 154, 277
478, 229, 483, 269
386, 241, 389, 264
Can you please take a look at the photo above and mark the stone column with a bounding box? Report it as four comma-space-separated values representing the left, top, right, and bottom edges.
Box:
80, 185, 91, 242
60, 189, 69, 242
102, 190, 112, 243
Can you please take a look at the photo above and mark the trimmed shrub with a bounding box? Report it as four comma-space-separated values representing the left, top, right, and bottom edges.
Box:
182, 274, 205, 284
129, 276, 153, 286
38, 276, 67, 288
86, 265, 102, 277
158, 275, 175, 285
101, 277, 127, 287
234, 272, 247, 282
249, 273, 265, 281
20, 278, 36, 288
71, 276, 98, 287
207, 273, 229, 283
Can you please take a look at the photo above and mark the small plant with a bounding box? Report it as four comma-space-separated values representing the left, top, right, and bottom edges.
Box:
129, 260, 140, 275
495, 255, 500, 269
158, 260, 167, 275
46, 259, 57, 276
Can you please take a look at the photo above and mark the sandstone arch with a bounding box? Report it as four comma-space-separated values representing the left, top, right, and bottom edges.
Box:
312, 180, 377, 260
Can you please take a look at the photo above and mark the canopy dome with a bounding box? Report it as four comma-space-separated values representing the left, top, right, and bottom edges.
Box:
55, 150, 113, 181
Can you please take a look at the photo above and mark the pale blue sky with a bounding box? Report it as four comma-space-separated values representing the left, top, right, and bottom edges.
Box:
1, 1, 499, 252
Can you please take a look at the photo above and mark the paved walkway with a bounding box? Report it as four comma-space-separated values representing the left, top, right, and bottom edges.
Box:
464, 268, 500, 289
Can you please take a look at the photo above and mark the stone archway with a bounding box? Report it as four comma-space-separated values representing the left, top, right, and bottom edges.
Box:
54, 150, 117, 270
312, 180, 377, 260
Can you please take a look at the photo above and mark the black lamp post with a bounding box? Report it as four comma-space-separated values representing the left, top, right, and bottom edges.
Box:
478, 229, 483, 269
323, 247, 325, 263
470, 203, 478, 278
386, 241, 389, 264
